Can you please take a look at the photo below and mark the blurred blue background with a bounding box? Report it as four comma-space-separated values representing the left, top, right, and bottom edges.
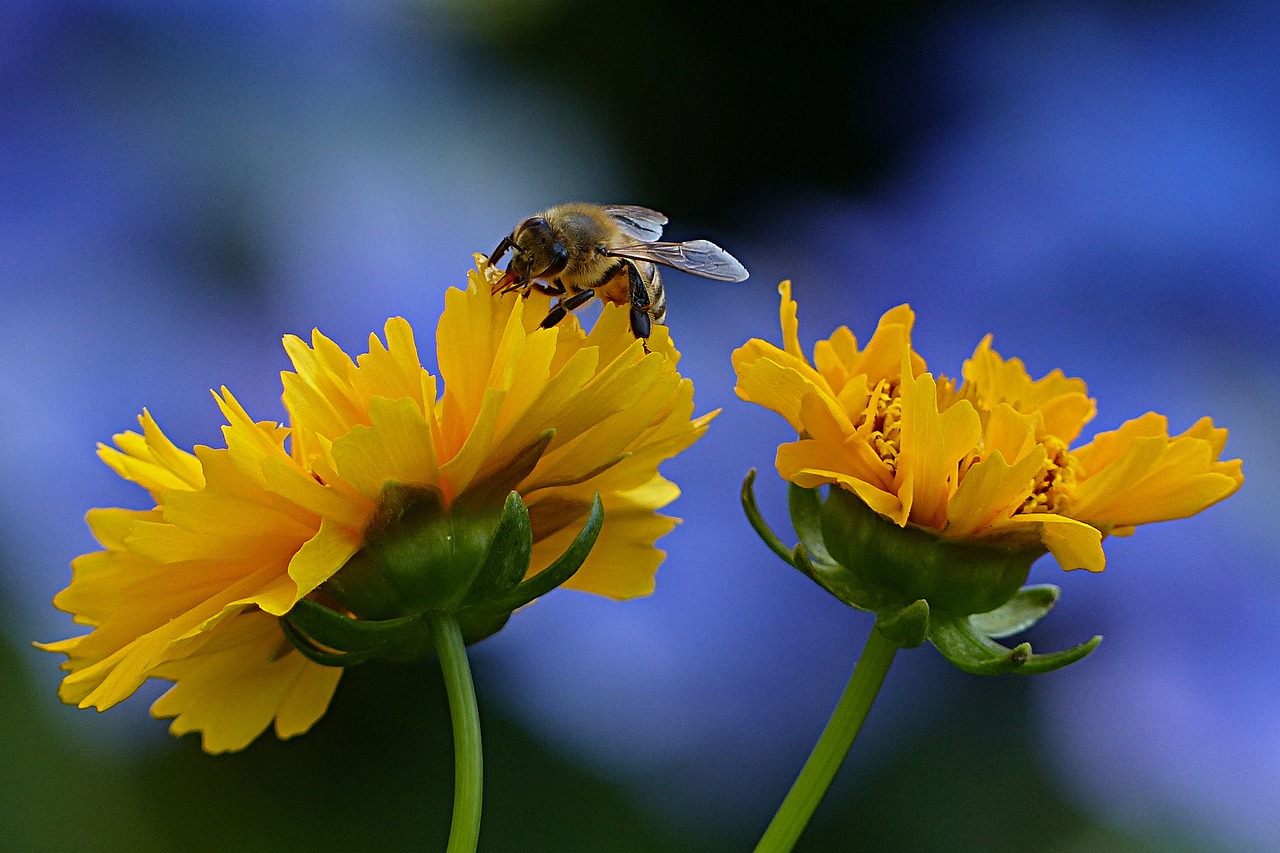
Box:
3, 1, 1276, 851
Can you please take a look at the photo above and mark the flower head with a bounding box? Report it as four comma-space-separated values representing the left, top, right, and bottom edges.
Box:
734, 282, 1242, 673
734, 282, 1242, 574
41, 261, 715, 752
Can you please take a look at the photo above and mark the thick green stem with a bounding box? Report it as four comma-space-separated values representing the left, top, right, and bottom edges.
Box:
754, 626, 899, 853
429, 613, 483, 853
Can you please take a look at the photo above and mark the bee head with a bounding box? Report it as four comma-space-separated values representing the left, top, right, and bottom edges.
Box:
511, 216, 569, 281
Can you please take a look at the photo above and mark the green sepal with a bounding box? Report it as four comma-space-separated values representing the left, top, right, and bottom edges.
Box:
792, 543, 879, 613
493, 493, 603, 611
787, 483, 837, 566
453, 611, 513, 648
875, 599, 930, 648
279, 599, 434, 666
460, 491, 534, 607
1013, 634, 1102, 675
450, 493, 604, 645
279, 616, 376, 667
740, 469, 798, 568
323, 483, 482, 619
929, 612, 1103, 676
819, 487, 1042, 617
970, 584, 1060, 639
929, 614, 1032, 675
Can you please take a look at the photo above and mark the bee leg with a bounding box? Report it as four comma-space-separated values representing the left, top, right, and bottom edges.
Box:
624, 262, 653, 346
539, 289, 596, 329
626, 263, 650, 312
488, 235, 515, 266
629, 307, 652, 344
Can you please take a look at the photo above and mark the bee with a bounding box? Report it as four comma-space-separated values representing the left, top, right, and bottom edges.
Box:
487, 203, 748, 342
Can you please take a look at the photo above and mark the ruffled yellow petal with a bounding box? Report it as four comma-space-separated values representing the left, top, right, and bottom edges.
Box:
731, 282, 834, 419
777, 448, 908, 524
1070, 414, 1244, 527
149, 610, 341, 754
894, 359, 982, 531
812, 325, 861, 390
960, 337, 1096, 443
436, 277, 521, 458
980, 402, 1043, 466
355, 317, 431, 407
850, 304, 922, 385
733, 353, 825, 434
533, 476, 680, 599
1003, 513, 1106, 572
55, 558, 285, 710
946, 448, 1046, 539
98, 410, 204, 497
283, 519, 363, 609
329, 396, 442, 499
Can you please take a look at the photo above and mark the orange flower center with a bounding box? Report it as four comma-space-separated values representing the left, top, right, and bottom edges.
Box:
865, 378, 903, 474
1018, 436, 1081, 515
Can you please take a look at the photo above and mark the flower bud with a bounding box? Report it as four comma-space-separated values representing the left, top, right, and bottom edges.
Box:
742, 470, 1100, 675
816, 485, 1040, 618
282, 485, 604, 665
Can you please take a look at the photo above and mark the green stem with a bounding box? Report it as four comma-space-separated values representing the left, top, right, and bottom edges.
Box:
429, 613, 483, 853
754, 626, 899, 853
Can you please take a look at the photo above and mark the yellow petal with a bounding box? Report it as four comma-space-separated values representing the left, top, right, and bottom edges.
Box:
812, 325, 860, 392
273, 655, 345, 741
779, 456, 907, 526
894, 360, 982, 530
981, 402, 1042, 464
149, 610, 342, 754
283, 518, 363, 609
779, 280, 805, 361
961, 336, 1096, 442
538, 477, 681, 600
355, 317, 429, 405
436, 284, 510, 447
1003, 513, 1106, 572
1071, 415, 1244, 527
57, 563, 289, 710
946, 448, 1046, 538
733, 354, 827, 433
329, 395, 442, 500
851, 304, 921, 382
97, 410, 204, 497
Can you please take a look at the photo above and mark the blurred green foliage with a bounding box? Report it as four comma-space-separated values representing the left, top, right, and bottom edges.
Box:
8, 610, 1207, 852
801, 675, 1203, 853
4, 605, 682, 852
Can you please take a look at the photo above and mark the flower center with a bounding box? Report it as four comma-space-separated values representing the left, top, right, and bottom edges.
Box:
865, 378, 903, 474
1018, 436, 1081, 515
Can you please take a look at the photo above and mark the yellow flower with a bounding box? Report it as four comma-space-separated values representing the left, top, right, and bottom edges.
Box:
733, 282, 1243, 574
40, 261, 715, 753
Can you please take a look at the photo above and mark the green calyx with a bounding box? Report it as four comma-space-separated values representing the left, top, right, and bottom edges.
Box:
281, 472, 604, 667
741, 470, 1101, 675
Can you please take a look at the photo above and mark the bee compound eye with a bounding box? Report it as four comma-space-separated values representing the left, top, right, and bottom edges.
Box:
517, 216, 547, 238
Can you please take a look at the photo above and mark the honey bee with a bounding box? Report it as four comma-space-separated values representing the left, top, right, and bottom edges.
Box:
487, 203, 748, 342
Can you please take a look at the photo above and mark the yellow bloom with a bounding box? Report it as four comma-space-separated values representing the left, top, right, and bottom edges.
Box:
41, 262, 715, 753
733, 282, 1243, 573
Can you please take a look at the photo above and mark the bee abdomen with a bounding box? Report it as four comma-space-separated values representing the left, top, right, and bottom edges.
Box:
646, 265, 667, 325
650, 287, 667, 324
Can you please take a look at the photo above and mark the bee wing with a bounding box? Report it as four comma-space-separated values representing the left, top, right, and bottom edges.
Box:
604, 205, 668, 242
608, 240, 749, 282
